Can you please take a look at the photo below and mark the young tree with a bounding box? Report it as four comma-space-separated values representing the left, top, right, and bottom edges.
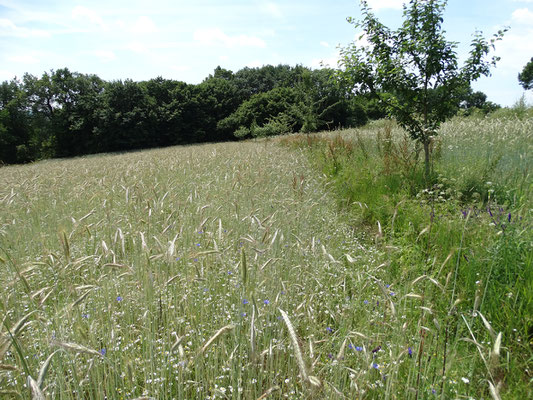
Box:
339, 0, 506, 179
518, 57, 533, 90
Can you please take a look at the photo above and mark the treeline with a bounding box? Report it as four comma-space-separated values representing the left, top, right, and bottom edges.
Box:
0, 65, 497, 164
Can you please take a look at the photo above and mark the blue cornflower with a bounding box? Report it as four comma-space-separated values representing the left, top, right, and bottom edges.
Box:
116, 296, 122, 302
263, 299, 270, 305
242, 299, 249, 305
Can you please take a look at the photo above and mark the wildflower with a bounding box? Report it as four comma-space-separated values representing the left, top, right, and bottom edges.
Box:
326, 327, 333, 333
100, 348, 107, 356
389, 292, 396, 296
116, 296, 122, 302
193, 258, 198, 262
82, 313, 89, 319
356, 346, 363, 352
263, 299, 270, 305
363, 300, 369, 304
175, 257, 180, 261
242, 299, 249, 305
196, 243, 201, 247
372, 363, 379, 369
348, 344, 354, 350
408, 347, 413, 357
371, 345, 381, 353
461, 377, 470, 384
327, 353, 333, 359
241, 312, 247, 317
508, 213, 511, 222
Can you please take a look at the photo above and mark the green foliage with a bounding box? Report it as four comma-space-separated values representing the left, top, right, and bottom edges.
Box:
0, 64, 372, 164
339, 0, 506, 178
518, 57, 533, 90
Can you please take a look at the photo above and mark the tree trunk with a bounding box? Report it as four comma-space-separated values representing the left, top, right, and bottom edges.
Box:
423, 139, 430, 182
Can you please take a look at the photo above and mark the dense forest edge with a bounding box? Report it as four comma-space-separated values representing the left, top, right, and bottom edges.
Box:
0, 64, 501, 165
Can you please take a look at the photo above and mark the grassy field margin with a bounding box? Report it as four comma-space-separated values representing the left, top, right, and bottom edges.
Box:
279, 114, 532, 399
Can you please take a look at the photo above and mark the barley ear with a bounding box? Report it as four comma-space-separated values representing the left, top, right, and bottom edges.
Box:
27, 376, 45, 400
37, 350, 60, 389
278, 308, 321, 388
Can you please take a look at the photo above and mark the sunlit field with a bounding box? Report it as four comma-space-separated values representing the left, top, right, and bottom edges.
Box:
1, 115, 532, 399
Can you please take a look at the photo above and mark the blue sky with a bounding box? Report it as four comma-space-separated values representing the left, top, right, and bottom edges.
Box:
1, 0, 532, 106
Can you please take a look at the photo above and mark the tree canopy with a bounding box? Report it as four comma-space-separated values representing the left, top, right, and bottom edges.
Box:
518, 57, 533, 90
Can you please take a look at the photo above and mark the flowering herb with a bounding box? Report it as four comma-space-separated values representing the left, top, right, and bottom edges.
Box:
242, 299, 249, 305
116, 296, 122, 302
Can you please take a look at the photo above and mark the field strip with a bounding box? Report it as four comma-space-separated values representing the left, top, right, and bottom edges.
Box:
0, 139, 380, 398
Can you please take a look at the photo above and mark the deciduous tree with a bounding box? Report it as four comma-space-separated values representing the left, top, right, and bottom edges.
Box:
339, 0, 506, 179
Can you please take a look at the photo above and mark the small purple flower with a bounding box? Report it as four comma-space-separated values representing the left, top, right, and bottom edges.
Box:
348, 344, 354, 350
385, 284, 390, 289
196, 243, 201, 247
198, 231, 204, 234
116, 296, 122, 302
371, 345, 381, 353
82, 313, 89, 319
326, 327, 333, 333
227, 271, 232, 275
355, 346, 363, 352
408, 347, 413, 357
175, 257, 180, 261
508, 213, 511, 222
241, 312, 247, 317
372, 363, 379, 369
193, 258, 198, 262
363, 300, 369, 305
263, 299, 270, 305
242, 299, 249, 305
432, 388, 437, 395
327, 353, 333, 359
389, 292, 396, 296
100, 348, 106, 356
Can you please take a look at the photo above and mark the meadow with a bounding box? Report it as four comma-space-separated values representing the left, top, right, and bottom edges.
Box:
0, 114, 532, 399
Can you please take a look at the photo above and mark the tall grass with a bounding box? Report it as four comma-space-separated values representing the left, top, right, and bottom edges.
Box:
280, 114, 532, 399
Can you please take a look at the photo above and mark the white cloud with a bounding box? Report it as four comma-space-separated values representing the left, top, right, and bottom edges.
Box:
8, 54, 39, 64
0, 18, 50, 37
193, 28, 266, 48
92, 50, 116, 62
320, 41, 330, 48
126, 41, 148, 53
366, 0, 406, 11
72, 6, 105, 29
511, 7, 533, 24
131, 16, 157, 34
262, 2, 283, 18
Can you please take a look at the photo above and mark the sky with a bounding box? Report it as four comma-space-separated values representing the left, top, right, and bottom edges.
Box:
0, 0, 532, 106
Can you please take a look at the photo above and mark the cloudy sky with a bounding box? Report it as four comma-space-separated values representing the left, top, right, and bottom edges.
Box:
0, 0, 532, 106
